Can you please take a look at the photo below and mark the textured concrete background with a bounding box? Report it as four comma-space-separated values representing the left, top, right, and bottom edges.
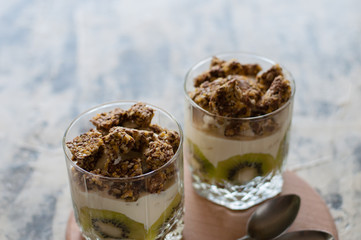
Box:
1, 0, 360, 239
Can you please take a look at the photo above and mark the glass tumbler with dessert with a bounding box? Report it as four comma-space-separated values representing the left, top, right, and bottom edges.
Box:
184, 52, 295, 210
63, 101, 184, 240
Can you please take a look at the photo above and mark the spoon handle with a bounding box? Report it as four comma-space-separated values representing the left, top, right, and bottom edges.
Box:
237, 235, 255, 240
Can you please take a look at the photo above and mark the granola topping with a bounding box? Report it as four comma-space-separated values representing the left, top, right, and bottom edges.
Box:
191, 57, 291, 118
66, 102, 180, 201
66, 129, 104, 171
189, 56, 292, 137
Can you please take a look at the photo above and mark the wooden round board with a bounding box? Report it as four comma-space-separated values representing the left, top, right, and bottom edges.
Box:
66, 169, 338, 240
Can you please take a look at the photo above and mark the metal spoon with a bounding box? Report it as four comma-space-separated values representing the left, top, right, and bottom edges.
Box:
238, 194, 301, 240
273, 230, 335, 240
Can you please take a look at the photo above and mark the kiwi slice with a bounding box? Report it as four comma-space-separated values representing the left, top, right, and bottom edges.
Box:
186, 139, 216, 177
79, 207, 146, 239
215, 153, 276, 184
146, 193, 182, 240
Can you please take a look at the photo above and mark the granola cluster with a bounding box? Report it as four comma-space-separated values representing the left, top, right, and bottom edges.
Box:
67, 103, 180, 201
189, 57, 292, 136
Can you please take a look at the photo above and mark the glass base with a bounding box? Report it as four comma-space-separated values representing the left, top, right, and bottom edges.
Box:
191, 172, 283, 210
164, 215, 184, 240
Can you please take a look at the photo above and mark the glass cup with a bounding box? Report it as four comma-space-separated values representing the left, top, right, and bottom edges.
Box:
184, 52, 295, 210
63, 101, 184, 240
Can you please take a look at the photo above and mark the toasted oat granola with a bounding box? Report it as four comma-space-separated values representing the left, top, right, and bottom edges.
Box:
66, 129, 104, 171
66, 102, 180, 200
190, 57, 292, 136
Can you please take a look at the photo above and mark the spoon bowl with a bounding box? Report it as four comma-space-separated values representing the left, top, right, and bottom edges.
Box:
274, 230, 335, 240
238, 194, 301, 240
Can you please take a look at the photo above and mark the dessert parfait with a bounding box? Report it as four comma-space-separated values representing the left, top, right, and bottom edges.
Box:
63, 102, 184, 240
184, 53, 295, 210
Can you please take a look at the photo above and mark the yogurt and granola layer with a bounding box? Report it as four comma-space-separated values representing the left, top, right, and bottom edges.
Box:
65, 103, 183, 240
185, 56, 293, 185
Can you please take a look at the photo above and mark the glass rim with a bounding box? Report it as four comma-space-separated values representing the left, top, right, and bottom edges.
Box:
184, 51, 296, 121
62, 100, 184, 181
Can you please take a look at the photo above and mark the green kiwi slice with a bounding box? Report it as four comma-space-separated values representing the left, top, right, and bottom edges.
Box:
186, 139, 216, 177
146, 193, 182, 240
215, 153, 276, 184
79, 207, 147, 239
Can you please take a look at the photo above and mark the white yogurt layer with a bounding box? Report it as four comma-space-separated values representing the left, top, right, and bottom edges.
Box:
71, 182, 179, 230
186, 121, 289, 166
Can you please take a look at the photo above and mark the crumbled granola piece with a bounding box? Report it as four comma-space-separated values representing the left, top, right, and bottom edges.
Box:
257, 64, 283, 90
193, 67, 225, 87
194, 57, 227, 87
125, 102, 154, 128
91, 102, 154, 131
209, 78, 252, 117
66, 129, 104, 171
148, 124, 164, 134
164, 164, 176, 184
103, 127, 135, 162
146, 171, 167, 193
87, 169, 111, 191
158, 129, 181, 153
91, 108, 126, 133
145, 124, 180, 153
194, 72, 211, 87
109, 181, 142, 201
258, 75, 292, 113
107, 157, 143, 178
144, 140, 174, 171
222, 59, 244, 75
71, 168, 110, 192
242, 64, 262, 76
224, 121, 250, 137
209, 65, 226, 79
123, 128, 155, 151
221, 59, 262, 77
250, 118, 278, 135
189, 87, 210, 110
66, 129, 103, 159
210, 56, 226, 67
233, 76, 262, 107
90, 168, 110, 177
190, 78, 228, 111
